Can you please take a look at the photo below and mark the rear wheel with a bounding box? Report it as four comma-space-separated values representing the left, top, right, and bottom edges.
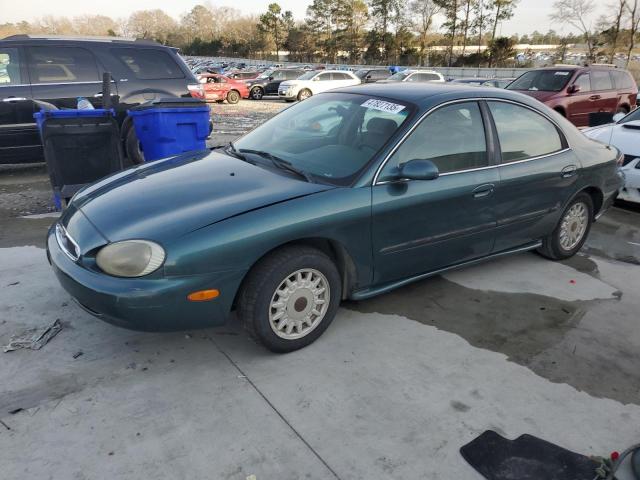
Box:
250, 87, 264, 100
538, 193, 593, 260
297, 89, 312, 101
227, 90, 241, 104
124, 124, 144, 166
238, 246, 341, 353
616, 105, 630, 115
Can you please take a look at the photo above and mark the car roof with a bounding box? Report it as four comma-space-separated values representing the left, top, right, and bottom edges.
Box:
1, 34, 162, 47
328, 82, 548, 107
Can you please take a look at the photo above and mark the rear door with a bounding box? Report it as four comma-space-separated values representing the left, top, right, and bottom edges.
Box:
27, 45, 105, 110
590, 70, 618, 114
488, 100, 577, 252
567, 72, 593, 127
0, 46, 39, 163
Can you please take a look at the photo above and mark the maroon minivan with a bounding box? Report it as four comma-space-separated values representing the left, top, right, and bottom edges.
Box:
507, 66, 637, 127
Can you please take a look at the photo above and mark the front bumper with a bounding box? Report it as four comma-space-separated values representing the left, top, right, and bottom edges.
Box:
47, 225, 246, 331
278, 89, 297, 100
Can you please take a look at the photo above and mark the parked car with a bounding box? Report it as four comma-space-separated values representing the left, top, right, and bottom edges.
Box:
354, 68, 391, 83
583, 109, 640, 203
380, 69, 445, 83
0, 34, 203, 165
47, 84, 622, 352
196, 73, 249, 104
245, 68, 304, 100
482, 78, 515, 88
450, 78, 487, 86
507, 65, 638, 127
278, 70, 361, 101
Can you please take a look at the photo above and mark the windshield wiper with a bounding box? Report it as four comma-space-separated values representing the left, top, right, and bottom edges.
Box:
212, 141, 253, 163
238, 149, 314, 183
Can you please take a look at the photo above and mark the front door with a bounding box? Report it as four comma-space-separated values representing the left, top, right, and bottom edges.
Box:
487, 100, 579, 251
265, 70, 285, 95
0, 46, 38, 163
372, 101, 498, 283
567, 72, 593, 127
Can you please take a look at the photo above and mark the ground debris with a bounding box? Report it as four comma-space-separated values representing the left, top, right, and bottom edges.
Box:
3, 319, 62, 353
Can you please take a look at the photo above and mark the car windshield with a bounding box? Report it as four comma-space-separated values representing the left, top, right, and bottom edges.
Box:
388, 71, 410, 81
233, 93, 413, 186
617, 108, 640, 124
507, 70, 573, 92
297, 71, 317, 80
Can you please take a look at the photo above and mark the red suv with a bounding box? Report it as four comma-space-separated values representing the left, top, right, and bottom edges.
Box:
507, 66, 637, 127
195, 73, 249, 104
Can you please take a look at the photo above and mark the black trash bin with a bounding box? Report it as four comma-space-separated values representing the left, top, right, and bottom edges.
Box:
34, 109, 124, 209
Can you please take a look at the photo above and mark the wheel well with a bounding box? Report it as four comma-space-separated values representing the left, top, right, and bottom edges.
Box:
233, 238, 358, 309
580, 186, 603, 218
229, 89, 240, 95
553, 106, 566, 117
618, 103, 630, 113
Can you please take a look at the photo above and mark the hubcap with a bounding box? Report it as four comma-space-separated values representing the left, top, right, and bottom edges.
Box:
269, 268, 330, 340
300, 90, 310, 100
559, 201, 588, 251
252, 88, 262, 99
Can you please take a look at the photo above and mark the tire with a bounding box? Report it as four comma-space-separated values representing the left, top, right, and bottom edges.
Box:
538, 192, 593, 260
250, 87, 264, 100
227, 90, 240, 104
124, 124, 145, 166
297, 89, 312, 101
238, 246, 342, 353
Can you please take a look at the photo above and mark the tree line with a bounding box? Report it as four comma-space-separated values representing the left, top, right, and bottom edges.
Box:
0, 0, 638, 67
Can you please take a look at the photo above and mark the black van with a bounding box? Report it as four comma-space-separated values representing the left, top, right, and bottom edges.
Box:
0, 35, 203, 164
245, 69, 305, 100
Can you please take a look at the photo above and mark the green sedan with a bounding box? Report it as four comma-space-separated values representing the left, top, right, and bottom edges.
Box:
47, 83, 623, 352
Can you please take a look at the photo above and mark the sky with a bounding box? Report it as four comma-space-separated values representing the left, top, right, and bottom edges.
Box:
0, 0, 607, 37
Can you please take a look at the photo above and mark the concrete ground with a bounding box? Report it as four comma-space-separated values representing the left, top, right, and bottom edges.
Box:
1, 100, 640, 479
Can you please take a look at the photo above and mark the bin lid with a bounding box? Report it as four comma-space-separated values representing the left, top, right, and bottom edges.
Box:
34, 109, 115, 120
129, 98, 207, 111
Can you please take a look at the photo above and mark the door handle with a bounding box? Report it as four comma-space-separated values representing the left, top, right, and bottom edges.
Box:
561, 165, 578, 178
2, 97, 27, 102
589, 95, 601, 100
472, 183, 495, 198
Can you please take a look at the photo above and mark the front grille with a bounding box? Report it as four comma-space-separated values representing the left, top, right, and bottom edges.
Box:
55, 223, 80, 261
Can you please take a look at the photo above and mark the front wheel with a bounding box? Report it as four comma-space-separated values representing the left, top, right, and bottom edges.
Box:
238, 246, 341, 353
297, 89, 312, 101
124, 124, 144, 166
250, 87, 264, 100
538, 193, 593, 260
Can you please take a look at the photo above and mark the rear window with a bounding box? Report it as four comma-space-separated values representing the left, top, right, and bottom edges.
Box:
27, 46, 99, 84
507, 70, 574, 92
612, 70, 635, 89
110, 48, 184, 80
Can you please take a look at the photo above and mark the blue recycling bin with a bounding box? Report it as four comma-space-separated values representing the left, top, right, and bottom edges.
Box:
128, 98, 210, 162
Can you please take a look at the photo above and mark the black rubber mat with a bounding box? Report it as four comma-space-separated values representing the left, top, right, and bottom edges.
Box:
460, 430, 600, 480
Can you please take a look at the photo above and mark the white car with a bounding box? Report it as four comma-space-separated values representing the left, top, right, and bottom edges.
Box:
379, 69, 445, 83
278, 70, 361, 102
583, 110, 640, 204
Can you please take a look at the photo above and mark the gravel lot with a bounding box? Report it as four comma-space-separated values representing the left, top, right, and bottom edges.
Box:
2, 98, 640, 480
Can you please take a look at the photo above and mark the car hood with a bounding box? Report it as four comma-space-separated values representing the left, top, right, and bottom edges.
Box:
583, 121, 640, 156
279, 80, 303, 87
72, 150, 334, 243
509, 89, 557, 102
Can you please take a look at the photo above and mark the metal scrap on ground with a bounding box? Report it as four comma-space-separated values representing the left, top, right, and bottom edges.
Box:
3, 319, 62, 352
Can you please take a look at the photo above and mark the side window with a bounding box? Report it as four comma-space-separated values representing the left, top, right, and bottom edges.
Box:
406, 73, 420, 82
574, 73, 591, 92
423, 73, 441, 81
489, 102, 564, 163
286, 71, 301, 79
381, 101, 487, 179
270, 71, 284, 80
0, 48, 22, 85
591, 71, 613, 90
612, 70, 634, 89
318, 73, 332, 81
27, 46, 99, 84
110, 48, 185, 80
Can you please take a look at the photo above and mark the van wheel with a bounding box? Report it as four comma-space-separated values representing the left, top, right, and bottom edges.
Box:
238, 246, 341, 353
250, 87, 264, 100
538, 193, 593, 260
125, 125, 145, 165
297, 89, 312, 101
227, 90, 241, 104
616, 105, 629, 115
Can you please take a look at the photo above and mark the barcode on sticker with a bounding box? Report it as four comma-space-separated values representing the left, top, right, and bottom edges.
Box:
361, 99, 405, 114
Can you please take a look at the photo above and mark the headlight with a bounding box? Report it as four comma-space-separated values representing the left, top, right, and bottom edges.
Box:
96, 240, 165, 277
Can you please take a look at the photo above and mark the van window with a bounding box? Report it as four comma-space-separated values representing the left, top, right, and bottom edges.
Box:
612, 70, 635, 89
111, 48, 184, 80
0, 48, 22, 85
574, 73, 591, 92
591, 71, 613, 90
27, 46, 99, 84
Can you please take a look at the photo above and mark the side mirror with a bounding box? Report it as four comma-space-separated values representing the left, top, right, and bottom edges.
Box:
366, 74, 372, 80
568, 84, 580, 94
613, 112, 626, 122
398, 159, 439, 181
268, 76, 274, 81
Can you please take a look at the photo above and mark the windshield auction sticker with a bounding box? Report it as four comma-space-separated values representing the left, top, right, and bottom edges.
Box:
361, 99, 406, 114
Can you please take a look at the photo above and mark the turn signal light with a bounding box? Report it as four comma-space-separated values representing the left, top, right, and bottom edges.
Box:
187, 289, 220, 302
